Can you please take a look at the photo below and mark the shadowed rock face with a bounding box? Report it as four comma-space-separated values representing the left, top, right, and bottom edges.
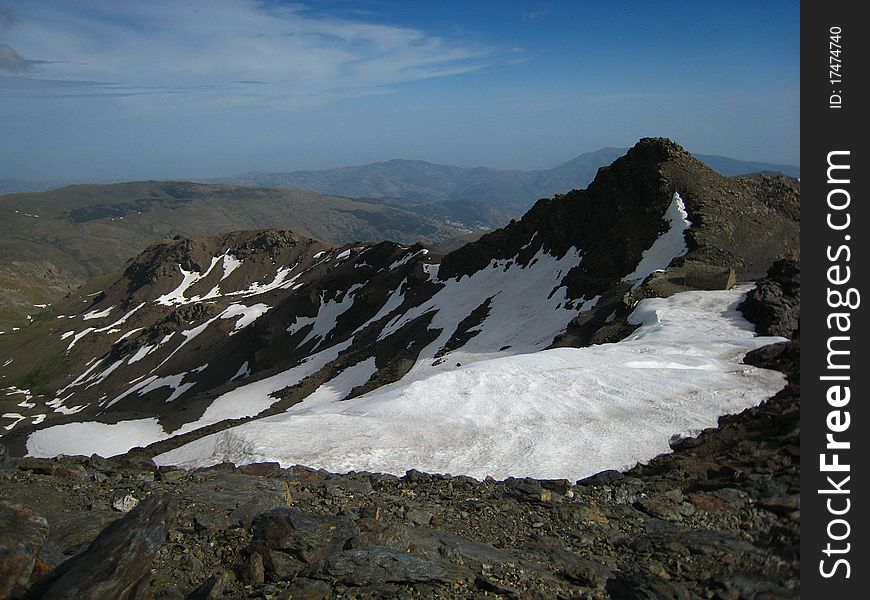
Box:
738, 258, 800, 339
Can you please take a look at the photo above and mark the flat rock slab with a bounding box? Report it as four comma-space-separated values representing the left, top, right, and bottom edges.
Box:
47, 510, 122, 556
351, 522, 516, 567
181, 471, 292, 532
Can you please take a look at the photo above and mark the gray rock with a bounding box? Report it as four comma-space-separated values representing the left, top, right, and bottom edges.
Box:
47, 510, 121, 556
405, 508, 432, 526
267, 550, 304, 582
239, 552, 265, 586
23, 493, 179, 600
350, 523, 514, 567
474, 575, 521, 598
554, 552, 614, 589
0, 502, 49, 599
279, 578, 333, 600
186, 571, 231, 600
301, 547, 467, 586
182, 472, 291, 521
248, 507, 358, 567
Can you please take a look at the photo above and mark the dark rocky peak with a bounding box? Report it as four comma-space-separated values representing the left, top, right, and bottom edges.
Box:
440, 138, 798, 285
439, 138, 695, 286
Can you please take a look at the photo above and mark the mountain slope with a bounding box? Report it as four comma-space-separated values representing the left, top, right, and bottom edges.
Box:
0, 181, 506, 331
1, 139, 799, 469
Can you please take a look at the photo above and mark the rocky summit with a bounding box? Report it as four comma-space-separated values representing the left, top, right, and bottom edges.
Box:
0, 138, 801, 598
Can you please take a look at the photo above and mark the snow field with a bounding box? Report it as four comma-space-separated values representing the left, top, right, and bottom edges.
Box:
149, 287, 785, 480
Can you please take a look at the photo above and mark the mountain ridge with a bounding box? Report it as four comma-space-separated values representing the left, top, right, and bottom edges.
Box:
0, 181, 504, 331
1, 138, 799, 464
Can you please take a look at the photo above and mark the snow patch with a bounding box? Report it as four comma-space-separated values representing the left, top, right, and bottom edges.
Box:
27, 419, 169, 458
220, 303, 271, 332
128, 345, 156, 364
230, 361, 251, 382
221, 253, 243, 281
622, 192, 691, 290
172, 339, 353, 436
83, 305, 115, 320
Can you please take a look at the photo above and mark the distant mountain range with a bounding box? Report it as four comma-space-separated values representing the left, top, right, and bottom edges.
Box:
0, 148, 799, 332
1, 149, 799, 199
205, 148, 800, 210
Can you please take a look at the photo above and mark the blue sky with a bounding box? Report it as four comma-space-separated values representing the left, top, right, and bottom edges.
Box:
0, 0, 799, 182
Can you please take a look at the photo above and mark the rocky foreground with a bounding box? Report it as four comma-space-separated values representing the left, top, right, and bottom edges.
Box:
0, 264, 800, 600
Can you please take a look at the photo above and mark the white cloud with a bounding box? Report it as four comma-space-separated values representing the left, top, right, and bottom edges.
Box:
0, 1, 491, 107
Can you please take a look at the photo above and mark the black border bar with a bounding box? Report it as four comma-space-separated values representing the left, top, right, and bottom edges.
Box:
801, 1, 868, 595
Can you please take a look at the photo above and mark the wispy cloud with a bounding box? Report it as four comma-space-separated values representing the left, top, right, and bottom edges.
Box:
521, 10, 546, 23
0, 1, 492, 107
0, 44, 33, 72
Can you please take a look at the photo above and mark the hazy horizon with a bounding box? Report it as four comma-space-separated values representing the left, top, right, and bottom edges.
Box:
1, 1, 799, 182
0, 144, 801, 190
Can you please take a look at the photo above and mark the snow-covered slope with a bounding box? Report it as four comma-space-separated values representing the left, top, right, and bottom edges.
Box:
153, 287, 784, 479
28, 287, 784, 480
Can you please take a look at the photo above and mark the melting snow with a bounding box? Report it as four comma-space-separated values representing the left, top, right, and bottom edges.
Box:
379, 246, 583, 371
221, 303, 271, 332
2, 413, 26, 431
622, 192, 691, 289
67, 303, 146, 350
153, 288, 786, 480
27, 418, 169, 458
296, 285, 363, 349
172, 339, 354, 435
230, 361, 251, 382
138, 373, 197, 403
115, 327, 144, 342
293, 357, 377, 408
388, 249, 426, 270
83, 305, 115, 320
66, 328, 95, 350
128, 345, 156, 364
229, 265, 298, 297
156, 256, 225, 306
221, 253, 243, 281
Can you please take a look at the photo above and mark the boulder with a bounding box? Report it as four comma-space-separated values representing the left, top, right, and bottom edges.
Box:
22, 493, 178, 600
